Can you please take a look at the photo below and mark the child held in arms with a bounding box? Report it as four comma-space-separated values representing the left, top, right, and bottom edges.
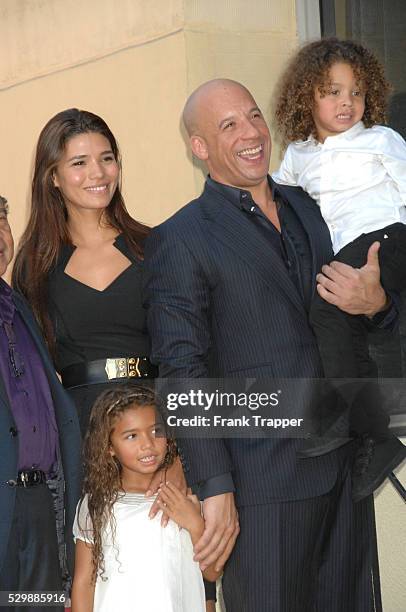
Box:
273, 37, 406, 502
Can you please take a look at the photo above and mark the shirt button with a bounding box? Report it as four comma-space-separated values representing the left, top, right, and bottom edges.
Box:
9, 427, 18, 437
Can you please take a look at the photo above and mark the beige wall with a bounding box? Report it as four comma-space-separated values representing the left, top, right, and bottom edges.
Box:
2, 32, 192, 229
183, 0, 297, 193
0, 0, 296, 247
0, 1, 405, 610
1, 1, 192, 243
376, 460, 406, 612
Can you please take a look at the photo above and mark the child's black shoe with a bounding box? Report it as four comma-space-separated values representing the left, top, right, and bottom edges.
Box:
352, 435, 406, 502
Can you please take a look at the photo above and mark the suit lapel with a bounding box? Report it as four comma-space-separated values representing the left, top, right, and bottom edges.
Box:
200, 185, 306, 314
275, 183, 333, 292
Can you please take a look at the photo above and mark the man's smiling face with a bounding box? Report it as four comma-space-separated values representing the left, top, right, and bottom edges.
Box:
190, 82, 271, 191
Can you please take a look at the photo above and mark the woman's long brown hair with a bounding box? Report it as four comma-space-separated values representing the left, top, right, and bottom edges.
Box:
12, 108, 149, 352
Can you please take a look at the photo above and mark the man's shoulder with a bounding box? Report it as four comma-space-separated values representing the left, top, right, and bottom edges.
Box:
166, 195, 203, 222
11, 289, 34, 320
152, 188, 214, 236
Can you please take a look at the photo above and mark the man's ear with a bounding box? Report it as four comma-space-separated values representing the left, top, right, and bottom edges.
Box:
190, 135, 209, 161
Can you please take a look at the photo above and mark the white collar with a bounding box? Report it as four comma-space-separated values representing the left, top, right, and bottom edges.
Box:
323, 120, 365, 143
297, 121, 366, 148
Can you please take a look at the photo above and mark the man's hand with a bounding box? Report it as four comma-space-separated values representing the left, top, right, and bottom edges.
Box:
316, 242, 388, 318
147, 455, 186, 525
193, 492, 239, 572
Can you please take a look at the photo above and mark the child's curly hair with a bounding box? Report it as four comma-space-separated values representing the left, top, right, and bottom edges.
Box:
79, 384, 176, 582
274, 37, 392, 146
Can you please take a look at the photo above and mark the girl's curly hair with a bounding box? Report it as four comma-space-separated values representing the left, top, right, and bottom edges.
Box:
274, 37, 392, 146
79, 384, 176, 581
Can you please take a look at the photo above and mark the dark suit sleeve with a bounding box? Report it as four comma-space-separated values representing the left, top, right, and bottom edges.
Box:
195, 472, 235, 500
143, 224, 234, 486
143, 224, 212, 377
365, 291, 399, 332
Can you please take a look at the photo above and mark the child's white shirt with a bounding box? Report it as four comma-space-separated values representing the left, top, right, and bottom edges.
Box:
272, 121, 406, 253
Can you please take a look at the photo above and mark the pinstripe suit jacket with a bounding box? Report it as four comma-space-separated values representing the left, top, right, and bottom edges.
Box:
144, 178, 346, 505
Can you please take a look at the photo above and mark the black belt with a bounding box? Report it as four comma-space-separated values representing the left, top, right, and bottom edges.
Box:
6, 469, 46, 488
61, 356, 158, 389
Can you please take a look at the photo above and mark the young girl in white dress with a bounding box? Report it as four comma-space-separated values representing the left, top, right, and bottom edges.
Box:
71, 385, 219, 611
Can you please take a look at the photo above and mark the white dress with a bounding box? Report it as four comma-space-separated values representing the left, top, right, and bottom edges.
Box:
73, 493, 206, 612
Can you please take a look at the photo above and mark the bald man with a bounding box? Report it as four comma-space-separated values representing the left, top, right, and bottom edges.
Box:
143, 80, 391, 611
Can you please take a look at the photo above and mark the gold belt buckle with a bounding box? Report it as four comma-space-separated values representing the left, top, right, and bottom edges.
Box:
128, 357, 142, 377
105, 357, 142, 380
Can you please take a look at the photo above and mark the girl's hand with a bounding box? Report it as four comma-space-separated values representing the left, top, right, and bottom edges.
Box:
158, 483, 225, 583
147, 455, 187, 525
157, 482, 204, 538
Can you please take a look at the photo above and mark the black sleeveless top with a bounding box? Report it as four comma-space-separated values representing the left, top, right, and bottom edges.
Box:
47, 234, 150, 373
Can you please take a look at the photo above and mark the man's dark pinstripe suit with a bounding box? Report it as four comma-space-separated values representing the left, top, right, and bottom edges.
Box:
143, 178, 381, 611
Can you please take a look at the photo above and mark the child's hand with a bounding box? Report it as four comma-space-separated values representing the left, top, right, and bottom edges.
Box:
147, 455, 187, 527
158, 483, 225, 583
157, 482, 204, 538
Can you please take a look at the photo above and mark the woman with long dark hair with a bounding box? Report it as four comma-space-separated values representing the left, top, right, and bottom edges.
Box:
13, 109, 216, 608
13, 109, 155, 434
